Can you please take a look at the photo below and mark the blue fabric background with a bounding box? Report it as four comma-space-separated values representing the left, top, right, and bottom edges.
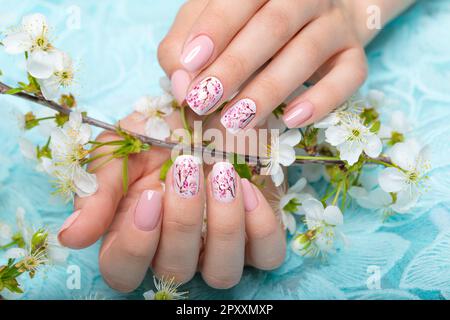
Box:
0, 0, 449, 300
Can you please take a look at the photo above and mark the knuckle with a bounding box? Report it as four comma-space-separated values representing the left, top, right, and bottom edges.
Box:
120, 240, 150, 260
302, 37, 324, 65
157, 37, 178, 70
218, 52, 248, 82
259, 7, 291, 39
208, 219, 241, 239
252, 251, 286, 271
249, 224, 279, 241
202, 272, 241, 289
164, 216, 200, 234
256, 75, 283, 102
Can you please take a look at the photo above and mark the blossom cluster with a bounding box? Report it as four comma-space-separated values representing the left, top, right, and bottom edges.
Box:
3, 13, 75, 100
268, 91, 430, 257
0, 208, 68, 294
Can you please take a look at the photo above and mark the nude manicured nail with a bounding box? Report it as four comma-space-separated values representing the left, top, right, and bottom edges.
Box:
171, 69, 191, 104
58, 210, 81, 240
181, 35, 214, 72
134, 190, 162, 231
211, 162, 236, 203
173, 155, 200, 198
186, 76, 223, 115
241, 179, 258, 212
221, 98, 256, 134
283, 101, 314, 128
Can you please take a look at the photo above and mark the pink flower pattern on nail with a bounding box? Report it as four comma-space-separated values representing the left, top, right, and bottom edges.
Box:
212, 162, 236, 202
173, 155, 200, 198
186, 76, 223, 115
221, 98, 256, 134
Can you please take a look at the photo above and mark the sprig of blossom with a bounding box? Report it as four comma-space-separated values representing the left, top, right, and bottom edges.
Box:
0, 208, 68, 294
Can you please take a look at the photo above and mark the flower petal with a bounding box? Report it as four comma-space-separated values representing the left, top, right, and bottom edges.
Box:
282, 212, 297, 235
27, 50, 58, 79
323, 206, 344, 225
5, 248, 27, 260
145, 117, 171, 140
38, 76, 60, 100
279, 129, 302, 147
338, 141, 363, 166
271, 165, 285, 187
303, 198, 324, 221
314, 113, 338, 129
364, 134, 382, 158
19, 138, 37, 160
3, 32, 32, 54
388, 142, 416, 171
289, 177, 307, 193
325, 125, 347, 146
278, 144, 296, 166
378, 167, 407, 193
22, 13, 48, 38
391, 188, 419, 213
73, 168, 98, 197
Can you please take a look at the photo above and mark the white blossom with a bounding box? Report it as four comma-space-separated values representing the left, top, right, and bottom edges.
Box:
378, 140, 429, 211
262, 129, 302, 186
3, 13, 60, 79
291, 199, 344, 257
325, 115, 382, 166
37, 50, 74, 100
143, 276, 188, 300
47, 111, 97, 200
135, 95, 173, 140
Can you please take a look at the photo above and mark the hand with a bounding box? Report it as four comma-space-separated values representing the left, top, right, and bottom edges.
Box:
57, 110, 286, 292
159, 0, 368, 133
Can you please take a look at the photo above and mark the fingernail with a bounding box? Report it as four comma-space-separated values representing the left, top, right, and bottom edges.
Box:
58, 210, 81, 241
134, 190, 162, 231
173, 155, 200, 198
283, 101, 314, 128
211, 162, 236, 203
221, 98, 257, 134
241, 179, 258, 212
186, 76, 223, 115
171, 69, 191, 104
181, 35, 214, 72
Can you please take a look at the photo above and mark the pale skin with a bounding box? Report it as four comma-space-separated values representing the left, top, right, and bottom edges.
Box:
58, 0, 415, 292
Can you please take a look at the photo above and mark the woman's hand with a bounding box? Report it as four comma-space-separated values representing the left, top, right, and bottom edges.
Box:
159, 0, 369, 133
57, 110, 286, 292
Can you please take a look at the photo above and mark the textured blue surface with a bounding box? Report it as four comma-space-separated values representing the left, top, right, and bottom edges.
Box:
0, 0, 450, 300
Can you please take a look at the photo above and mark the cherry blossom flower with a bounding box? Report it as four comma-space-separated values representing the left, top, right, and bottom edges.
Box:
3, 13, 60, 79
37, 50, 75, 100
46, 111, 97, 200
143, 276, 188, 300
325, 115, 382, 166
262, 129, 302, 186
378, 110, 411, 144
135, 94, 173, 140
291, 199, 344, 257
378, 140, 429, 211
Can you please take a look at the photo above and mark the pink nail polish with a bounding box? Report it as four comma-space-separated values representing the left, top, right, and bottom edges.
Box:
241, 179, 258, 212
134, 190, 162, 231
221, 98, 256, 134
171, 69, 191, 104
173, 155, 200, 198
283, 101, 314, 128
211, 162, 236, 203
181, 35, 214, 72
186, 76, 223, 115
58, 210, 81, 241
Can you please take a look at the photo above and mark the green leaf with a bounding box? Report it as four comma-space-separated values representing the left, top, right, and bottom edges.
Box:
230, 153, 252, 180
4, 87, 23, 95
370, 120, 381, 133
159, 158, 174, 181
272, 103, 287, 118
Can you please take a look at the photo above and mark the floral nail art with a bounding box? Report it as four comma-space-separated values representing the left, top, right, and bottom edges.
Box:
211, 162, 236, 203
186, 76, 223, 115
220, 98, 256, 134
173, 155, 200, 198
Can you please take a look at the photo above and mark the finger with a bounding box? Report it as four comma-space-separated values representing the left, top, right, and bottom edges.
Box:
219, 13, 350, 134
185, 0, 325, 116
158, 0, 208, 103
282, 47, 368, 128
57, 132, 145, 249
179, 0, 268, 73
99, 189, 163, 292
201, 162, 245, 289
152, 155, 205, 283
241, 179, 286, 270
